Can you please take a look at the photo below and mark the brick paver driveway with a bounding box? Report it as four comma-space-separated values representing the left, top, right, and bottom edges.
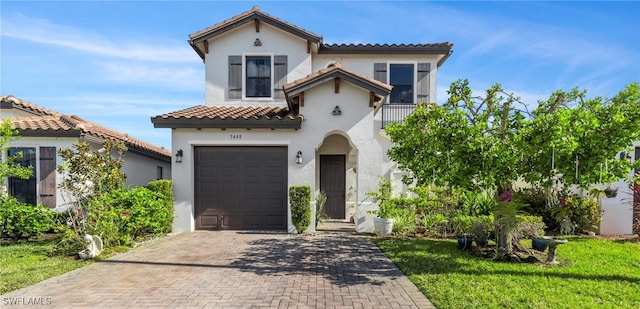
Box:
1, 221, 434, 308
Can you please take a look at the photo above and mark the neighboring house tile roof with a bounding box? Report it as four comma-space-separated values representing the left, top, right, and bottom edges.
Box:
2, 95, 171, 161
151, 105, 303, 129
0, 95, 61, 117
189, 6, 323, 60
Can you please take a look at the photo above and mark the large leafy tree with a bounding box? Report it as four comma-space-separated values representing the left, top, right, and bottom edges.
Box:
386, 80, 640, 259
387, 80, 640, 192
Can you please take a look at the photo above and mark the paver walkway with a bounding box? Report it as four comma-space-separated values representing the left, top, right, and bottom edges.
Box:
1, 221, 434, 308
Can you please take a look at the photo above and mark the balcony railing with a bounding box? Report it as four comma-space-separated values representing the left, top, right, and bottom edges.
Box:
381, 103, 417, 129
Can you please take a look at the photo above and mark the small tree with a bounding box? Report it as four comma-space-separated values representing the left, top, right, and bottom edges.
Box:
55, 139, 127, 252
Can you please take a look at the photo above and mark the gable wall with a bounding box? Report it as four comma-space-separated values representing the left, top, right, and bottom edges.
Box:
204, 22, 312, 106
313, 54, 441, 103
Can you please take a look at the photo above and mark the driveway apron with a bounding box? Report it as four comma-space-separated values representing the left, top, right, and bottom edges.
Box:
1, 221, 434, 308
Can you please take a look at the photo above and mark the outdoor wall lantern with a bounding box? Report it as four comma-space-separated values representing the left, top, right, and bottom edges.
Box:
175, 149, 183, 163
296, 151, 303, 164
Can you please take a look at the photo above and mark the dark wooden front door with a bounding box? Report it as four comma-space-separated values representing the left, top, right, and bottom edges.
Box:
320, 155, 345, 219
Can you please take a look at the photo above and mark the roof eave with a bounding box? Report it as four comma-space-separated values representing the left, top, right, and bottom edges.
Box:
190, 13, 322, 45
318, 46, 452, 55
284, 71, 391, 98
151, 118, 302, 130
437, 50, 454, 68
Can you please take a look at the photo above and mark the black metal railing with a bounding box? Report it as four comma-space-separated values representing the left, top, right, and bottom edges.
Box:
381, 103, 417, 129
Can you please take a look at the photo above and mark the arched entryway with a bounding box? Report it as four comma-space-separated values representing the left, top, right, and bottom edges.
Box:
316, 132, 357, 220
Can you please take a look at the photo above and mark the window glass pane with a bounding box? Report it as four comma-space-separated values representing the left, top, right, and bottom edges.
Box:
8, 147, 37, 205
390, 64, 413, 85
389, 85, 414, 103
389, 64, 414, 103
246, 56, 271, 97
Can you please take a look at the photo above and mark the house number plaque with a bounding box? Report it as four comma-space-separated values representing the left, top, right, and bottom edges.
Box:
230, 134, 242, 139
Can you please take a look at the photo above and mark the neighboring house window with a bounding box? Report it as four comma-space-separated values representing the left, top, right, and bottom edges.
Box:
246, 56, 271, 97
389, 64, 414, 103
157, 166, 163, 180
7, 147, 37, 205
228, 55, 287, 100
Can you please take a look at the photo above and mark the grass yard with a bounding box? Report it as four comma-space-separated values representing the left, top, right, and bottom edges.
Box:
0, 237, 130, 294
376, 237, 640, 309
0, 239, 91, 294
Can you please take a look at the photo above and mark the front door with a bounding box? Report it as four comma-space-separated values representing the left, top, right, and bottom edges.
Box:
320, 155, 345, 219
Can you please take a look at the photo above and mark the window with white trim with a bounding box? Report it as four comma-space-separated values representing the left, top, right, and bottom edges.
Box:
246, 56, 271, 97
389, 64, 414, 104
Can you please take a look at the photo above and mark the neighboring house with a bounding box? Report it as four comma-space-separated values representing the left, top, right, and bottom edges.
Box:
152, 6, 453, 233
1, 95, 172, 210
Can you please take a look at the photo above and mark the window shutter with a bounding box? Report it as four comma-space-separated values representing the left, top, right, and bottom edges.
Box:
374, 63, 387, 83
228, 55, 242, 99
273, 55, 288, 99
39, 147, 56, 208
417, 63, 431, 103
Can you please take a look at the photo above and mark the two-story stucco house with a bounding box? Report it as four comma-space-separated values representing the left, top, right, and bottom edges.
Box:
152, 6, 453, 233
2, 95, 172, 210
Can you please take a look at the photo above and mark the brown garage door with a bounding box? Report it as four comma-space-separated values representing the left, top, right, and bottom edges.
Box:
194, 146, 287, 230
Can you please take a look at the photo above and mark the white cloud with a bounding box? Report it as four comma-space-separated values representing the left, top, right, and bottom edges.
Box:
1, 13, 198, 63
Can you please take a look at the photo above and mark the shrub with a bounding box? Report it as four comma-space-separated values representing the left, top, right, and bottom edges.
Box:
84, 186, 173, 246
566, 196, 600, 234
289, 186, 311, 233
0, 194, 53, 239
421, 213, 449, 236
392, 206, 417, 236
514, 215, 545, 239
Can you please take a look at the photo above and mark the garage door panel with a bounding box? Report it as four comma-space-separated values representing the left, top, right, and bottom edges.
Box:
195, 146, 287, 230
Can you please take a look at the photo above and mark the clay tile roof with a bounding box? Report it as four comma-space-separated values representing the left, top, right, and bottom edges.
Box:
319, 42, 453, 53
3, 95, 171, 160
189, 6, 322, 42
151, 105, 303, 129
283, 62, 392, 95
1, 95, 61, 117
11, 116, 75, 132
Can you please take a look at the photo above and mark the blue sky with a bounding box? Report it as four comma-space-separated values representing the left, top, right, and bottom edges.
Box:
2, 1, 639, 150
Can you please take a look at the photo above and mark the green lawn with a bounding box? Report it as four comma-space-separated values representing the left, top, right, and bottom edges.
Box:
375, 237, 640, 309
0, 238, 130, 294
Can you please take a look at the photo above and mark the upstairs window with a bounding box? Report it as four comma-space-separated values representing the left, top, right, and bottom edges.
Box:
246, 56, 271, 97
389, 64, 414, 104
374, 62, 431, 104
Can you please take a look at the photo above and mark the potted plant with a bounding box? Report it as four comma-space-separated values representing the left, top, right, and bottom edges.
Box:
367, 177, 395, 236
471, 215, 493, 247
315, 191, 328, 228
453, 214, 473, 249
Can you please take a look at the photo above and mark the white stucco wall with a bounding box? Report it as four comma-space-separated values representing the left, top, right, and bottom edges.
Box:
171, 79, 399, 233
204, 22, 312, 106
122, 151, 171, 186
313, 54, 441, 103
